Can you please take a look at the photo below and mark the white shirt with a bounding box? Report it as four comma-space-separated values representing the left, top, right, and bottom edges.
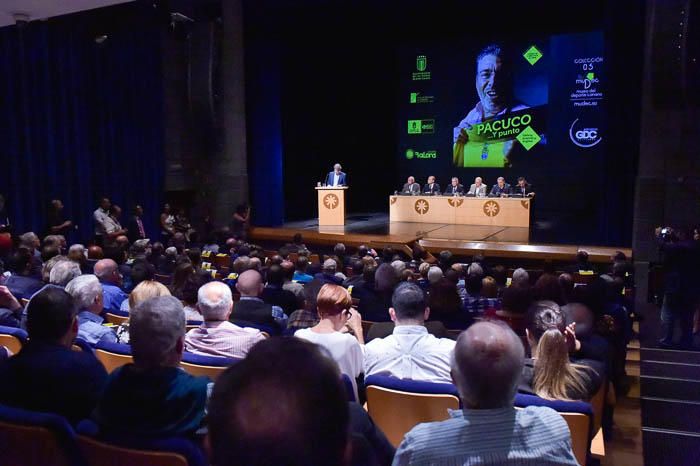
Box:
93, 208, 110, 235
295, 328, 363, 398
332, 172, 339, 186
364, 325, 455, 384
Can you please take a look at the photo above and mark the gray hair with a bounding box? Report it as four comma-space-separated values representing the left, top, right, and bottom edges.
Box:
42, 255, 69, 282
467, 262, 484, 278
198, 281, 233, 321
512, 268, 530, 287
323, 259, 337, 273
19, 232, 39, 248
68, 244, 86, 256
497, 176, 505, 182
49, 260, 82, 286
390, 260, 407, 276
130, 296, 185, 368
65, 275, 102, 309
333, 163, 342, 170
427, 266, 443, 284
165, 247, 178, 257
453, 321, 525, 408
43, 235, 63, 247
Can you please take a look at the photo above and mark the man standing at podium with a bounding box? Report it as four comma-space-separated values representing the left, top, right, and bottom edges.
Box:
325, 163, 347, 187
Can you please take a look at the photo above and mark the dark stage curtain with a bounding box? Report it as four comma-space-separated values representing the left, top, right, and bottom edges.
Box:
0, 11, 164, 243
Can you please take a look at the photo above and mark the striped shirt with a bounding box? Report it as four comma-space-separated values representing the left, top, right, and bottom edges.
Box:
392, 406, 578, 466
184, 321, 265, 359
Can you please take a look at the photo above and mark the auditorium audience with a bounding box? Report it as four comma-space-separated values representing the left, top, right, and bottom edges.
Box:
66, 275, 117, 345
295, 284, 364, 398
428, 277, 471, 329
355, 263, 397, 322
209, 337, 394, 466
185, 281, 264, 359
393, 321, 578, 465
232, 269, 288, 332
293, 255, 314, 284
522, 300, 603, 401
94, 296, 209, 438
365, 282, 455, 384
0, 287, 108, 425
94, 258, 127, 313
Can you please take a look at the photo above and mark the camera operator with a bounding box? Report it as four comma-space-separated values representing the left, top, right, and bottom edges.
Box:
656, 226, 700, 348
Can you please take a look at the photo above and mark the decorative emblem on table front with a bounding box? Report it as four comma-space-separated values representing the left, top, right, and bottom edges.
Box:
323, 194, 339, 209
483, 200, 500, 217
447, 198, 464, 207
414, 199, 429, 215
521, 200, 529, 209
390, 197, 397, 205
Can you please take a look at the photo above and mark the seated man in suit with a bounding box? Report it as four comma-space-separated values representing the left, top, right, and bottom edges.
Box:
0, 287, 108, 425
444, 177, 465, 196
467, 176, 488, 197
422, 175, 441, 195
325, 163, 347, 187
94, 296, 209, 438
401, 176, 421, 195
232, 270, 288, 333
513, 176, 535, 197
489, 176, 512, 197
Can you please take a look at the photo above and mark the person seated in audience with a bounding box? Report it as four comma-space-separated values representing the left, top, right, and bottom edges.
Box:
0, 287, 108, 425
185, 281, 264, 359
180, 272, 212, 321
533, 273, 566, 305
562, 302, 611, 365
232, 269, 288, 332
68, 244, 89, 272
262, 264, 298, 316
41, 254, 69, 283
118, 260, 158, 311
18, 232, 43, 276
0, 285, 22, 327
511, 267, 530, 288
311, 258, 344, 286
94, 258, 127, 313
428, 277, 472, 330
437, 250, 453, 271
157, 246, 178, 274
169, 261, 195, 300
41, 244, 61, 262
4, 248, 44, 299
209, 337, 394, 466
481, 276, 499, 298
293, 255, 314, 284
566, 250, 595, 274
287, 287, 320, 334
94, 296, 209, 438
521, 300, 603, 401
463, 272, 497, 315
558, 272, 575, 303
186, 247, 202, 269
49, 260, 82, 287
87, 244, 104, 260
416, 262, 431, 292
490, 264, 508, 296
127, 280, 171, 313
280, 259, 304, 300
355, 263, 397, 322
489, 284, 532, 335
295, 284, 364, 398
332, 242, 350, 270
394, 321, 578, 465
66, 275, 117, 345
365, 282, 456, 384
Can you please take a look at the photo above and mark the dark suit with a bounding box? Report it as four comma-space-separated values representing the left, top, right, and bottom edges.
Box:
489, 183, 512, 197
443, 184, 465, 195
126, 215, 147, 243
0, 342, 108, 425
512, 183, 534, 197
422, 183, 441, 195
261, 285, 298, 316
325, 171, 348, 186
231, 297, 281, 332
401, 183, 421, 195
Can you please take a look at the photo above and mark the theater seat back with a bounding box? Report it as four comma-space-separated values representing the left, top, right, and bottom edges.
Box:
77, 435, 188, 466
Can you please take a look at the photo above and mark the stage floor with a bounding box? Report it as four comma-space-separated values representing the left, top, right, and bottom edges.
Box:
249, 213, 632, 264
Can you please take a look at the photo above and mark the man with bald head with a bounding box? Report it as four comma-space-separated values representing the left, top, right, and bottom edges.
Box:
393, 321, 577, 465
231, 270, 288, 334
93, 258, 127, 313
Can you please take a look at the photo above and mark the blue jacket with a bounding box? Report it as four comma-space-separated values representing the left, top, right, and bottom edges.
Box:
325, 171, 347, 186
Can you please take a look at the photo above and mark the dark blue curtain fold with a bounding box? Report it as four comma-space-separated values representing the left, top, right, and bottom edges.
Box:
0, 11, 164, 243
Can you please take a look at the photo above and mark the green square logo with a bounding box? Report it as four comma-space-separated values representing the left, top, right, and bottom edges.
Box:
408, 120, 422, 134
410, 92, 418, 103
586, 72, 595, 80
523, 45, 543, 65
516, 126, 541, 150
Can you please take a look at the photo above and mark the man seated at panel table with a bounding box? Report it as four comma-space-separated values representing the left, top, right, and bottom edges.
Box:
512, 176, 536, 198
422, 175, 441, 195
489, 176, 512, 197
401, 176, 421, 195
467, 176, 488, 197
443, 177, 465, 196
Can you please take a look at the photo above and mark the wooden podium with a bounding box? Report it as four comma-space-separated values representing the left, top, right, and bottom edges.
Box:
316, 186, 348, 226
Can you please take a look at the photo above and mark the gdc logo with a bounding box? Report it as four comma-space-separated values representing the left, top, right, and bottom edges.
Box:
569, 118, 602, 148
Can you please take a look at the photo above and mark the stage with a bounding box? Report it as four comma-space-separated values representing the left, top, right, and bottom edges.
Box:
249, 213, 632, 263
